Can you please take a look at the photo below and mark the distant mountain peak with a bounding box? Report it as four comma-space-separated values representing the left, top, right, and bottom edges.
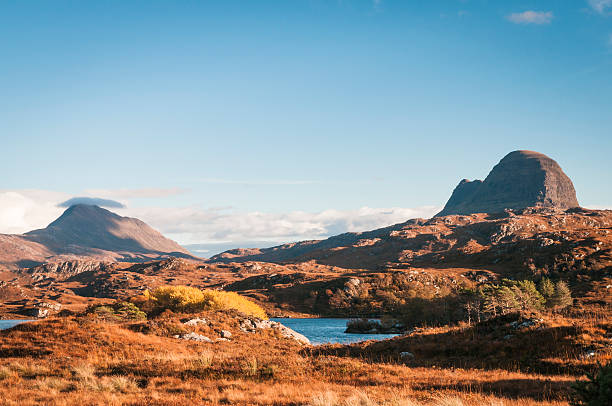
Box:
0, 204, 196, 268
436, 150, 579, 217
25, 204, 190, 256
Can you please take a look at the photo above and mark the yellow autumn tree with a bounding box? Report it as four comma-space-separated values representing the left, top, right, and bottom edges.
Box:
143, 285, 267, 319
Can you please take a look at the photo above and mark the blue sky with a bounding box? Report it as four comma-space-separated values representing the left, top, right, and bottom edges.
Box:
1, 1, 611, 254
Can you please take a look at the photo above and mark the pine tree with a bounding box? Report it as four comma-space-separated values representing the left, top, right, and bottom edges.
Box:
497, 286, 519, 314
515, 280, 545, 312
551, 281, 573, 310
539, 277, 556, 308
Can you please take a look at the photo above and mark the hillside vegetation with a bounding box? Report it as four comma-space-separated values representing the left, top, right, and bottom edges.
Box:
0, 310, 587, 405
140, 285, 268, 319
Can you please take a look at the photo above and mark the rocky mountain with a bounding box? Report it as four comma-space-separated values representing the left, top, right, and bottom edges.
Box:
0, 204, 196, 269
436, 150, 579, 217
210, 224, 404, 264
4, 207, 610, 320
210, 207, 612, 273
211, 151, 589, 266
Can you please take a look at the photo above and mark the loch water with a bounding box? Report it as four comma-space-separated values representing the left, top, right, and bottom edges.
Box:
0, 320, 34, 330
1, 318, 399, 345
271, 318, 399, 345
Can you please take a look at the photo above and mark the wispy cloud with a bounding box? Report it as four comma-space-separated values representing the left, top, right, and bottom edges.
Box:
506, 11, 553, 25
196, 178, 318, 186
83, 188, 187, 199
588, 0, 612, 14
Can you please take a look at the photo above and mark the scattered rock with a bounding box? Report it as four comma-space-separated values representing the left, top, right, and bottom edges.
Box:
580, 349, 599, 359
400, 351, 414, 359
180, 332, 212, 342
183, 318, 208, 326
539, 238, 555, 247
220, 330, 232, 339
509, 319, 540, 329
27, 308, 49, 318
39, 302, 62, 311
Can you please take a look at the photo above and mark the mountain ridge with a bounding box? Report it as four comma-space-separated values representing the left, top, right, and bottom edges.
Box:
210, 150, 584, 265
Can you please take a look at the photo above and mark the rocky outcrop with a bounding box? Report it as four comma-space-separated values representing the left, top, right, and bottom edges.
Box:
345, 318, 406, 334
22, 302, 62, 319
239, 318, 311, 345
25, 260, 113, 281
436, 151, 579, 216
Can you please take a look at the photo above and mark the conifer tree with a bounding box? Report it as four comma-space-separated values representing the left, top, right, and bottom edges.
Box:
514, 280, 545, 312
551, 281, 573, 310
538, 277, 555, 308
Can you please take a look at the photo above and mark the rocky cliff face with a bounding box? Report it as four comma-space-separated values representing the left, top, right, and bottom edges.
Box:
436, 151, 579, 216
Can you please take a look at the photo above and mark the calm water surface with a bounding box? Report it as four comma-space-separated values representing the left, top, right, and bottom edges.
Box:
272, 318, 399, 345
1, 318, 398, 345
0, 320, 34, 330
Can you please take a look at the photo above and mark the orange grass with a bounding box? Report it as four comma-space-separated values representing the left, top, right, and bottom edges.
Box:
0, 311, 593, 405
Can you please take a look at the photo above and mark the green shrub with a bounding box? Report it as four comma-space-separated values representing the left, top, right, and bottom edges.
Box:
539, 277, 555, 307
572, 361, 612, 406
114, 302, 147, 320
91, 302, 146, 321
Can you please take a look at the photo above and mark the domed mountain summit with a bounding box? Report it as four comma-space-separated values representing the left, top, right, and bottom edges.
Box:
0, 204, 195, 268
436, 150, 579, 217
24, 204, 190, 255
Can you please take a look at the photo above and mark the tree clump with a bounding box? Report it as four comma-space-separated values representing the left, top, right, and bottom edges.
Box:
141, 285, 268, 319
460, 278, 573, 324
91, 302, 147, 321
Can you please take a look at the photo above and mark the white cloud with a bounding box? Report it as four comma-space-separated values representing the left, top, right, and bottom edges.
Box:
0, 189, 439, 249
0, 190, 67, 234
583, 204, 612, 210
116, 205, 440, 246
506, 11, 553, 25
588, 0, 612, 14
